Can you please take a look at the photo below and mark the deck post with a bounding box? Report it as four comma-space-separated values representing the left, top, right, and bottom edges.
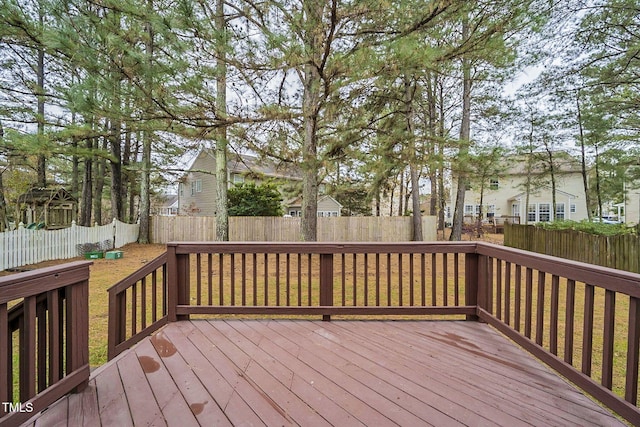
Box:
319, 253, 334, 321
465, 252, 479, 321
176, 251, 191, 322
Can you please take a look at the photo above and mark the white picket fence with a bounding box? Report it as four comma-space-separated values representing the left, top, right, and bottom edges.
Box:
0, 219, 139, 272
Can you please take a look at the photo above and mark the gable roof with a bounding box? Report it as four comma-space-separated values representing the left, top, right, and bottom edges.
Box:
190, 149, 303, 181
286, 195, 343, 209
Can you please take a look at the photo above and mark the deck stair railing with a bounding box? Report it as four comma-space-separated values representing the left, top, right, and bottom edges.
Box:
0, 261, 90, 427
109, 241, 640, 426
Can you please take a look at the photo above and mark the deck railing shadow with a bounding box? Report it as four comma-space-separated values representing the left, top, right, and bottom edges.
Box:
0, 262, 90, 427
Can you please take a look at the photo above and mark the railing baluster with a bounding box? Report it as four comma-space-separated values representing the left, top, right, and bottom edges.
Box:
409, 253, 414, 307
602, 289, 615, 389
352, 253, 357, 306
131, 283, 137, 337
524, 268, 533, 339
20, 295, 36, 400
582, 284, 595, 376
504, 262, 511, 326
341, 253, 346, 306
307, 254, 312, 307
37, 298, 47, 392
398, 253, 403, 307
284, 254, 289, 307
431, 253, 437, 306
242, 253, 247, 306
275, 253, 280, 306
297, 253, 301, 307
207, 254, 213, 306
376, 253, 381, 307
535, 271, 546, 346
47, 290, 61, 384
1, 303, 9, 405
196, 253, 202, 306
550, 275, 559, 355
387, 253, 391, 306
454, 253, 460, 306
496, 259, 502, 320
231, 253, 236, 306
141, 277, 147, 330
486, 257, 493, 314
564, 279, 576, 365
626, 296, 640, 405
254, 254, 258, 306
514, 265, 522, 332
364, 253, 369, 307
219, 254, 224, 306
420, 253, 426, 306
152, 269, 159, 322
264, 253, 269, 306
443, 253, 448, 307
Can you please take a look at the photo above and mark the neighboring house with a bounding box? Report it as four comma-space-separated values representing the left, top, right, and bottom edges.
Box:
178, 150, 302, 216
286, 195, 343, 217
626, 190, 640, 225
449, 152, 589, 224
152, 194, 179, 216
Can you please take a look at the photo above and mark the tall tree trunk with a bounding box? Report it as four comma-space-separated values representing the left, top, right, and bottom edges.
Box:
0, 122, 8, 232
138, 0, 154, 243
544, 141, 557, 221
450, 20, 471, 241
576, 90, 592, 220
300, 0, 324, 241
79, 137, 93, 226
215, 0, 229, 241
36, 22, 46, 188
403, 75, 422, 241
437, 77, 446, 231
595, 144, 603, 218
94, 137, 107, 224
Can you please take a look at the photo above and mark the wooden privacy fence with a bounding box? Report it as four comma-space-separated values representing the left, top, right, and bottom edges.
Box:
0, 219, 140, 272
150, 215, 437, 243
504, 223, 640, 273
0, 261, 90, 426
107, 241, 640, 425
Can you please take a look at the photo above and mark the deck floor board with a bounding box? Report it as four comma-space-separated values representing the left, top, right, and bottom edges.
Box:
22, 320, 627, 427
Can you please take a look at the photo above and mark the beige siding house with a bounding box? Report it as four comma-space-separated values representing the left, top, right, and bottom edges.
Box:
449, 153, 589, 224
178, 150, 302, 216
624, 167, 640, 224
286, 195, 343, 217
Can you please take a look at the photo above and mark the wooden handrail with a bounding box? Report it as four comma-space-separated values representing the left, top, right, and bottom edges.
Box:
1, 261, 91, 427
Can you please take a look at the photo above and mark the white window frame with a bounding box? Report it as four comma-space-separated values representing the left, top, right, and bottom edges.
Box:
490, 179, 499, 190
527, 204, 537, 222
555, 203, 565, 220
539, 203, 551, 222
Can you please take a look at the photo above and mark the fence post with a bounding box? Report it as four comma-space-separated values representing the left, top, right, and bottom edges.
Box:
319, 253, 334, 321
465, 252, 479, 321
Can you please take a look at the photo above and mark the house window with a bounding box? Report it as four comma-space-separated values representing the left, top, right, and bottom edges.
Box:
232, 174, 244, 184
464, 205, 474, 215
570, 204, 576, 213
487, 205, 496, 218
318, 211, 339, 217
490, 179, 499, 190
512, 203, 520, 217
527, 204, 537, 222
556, 203, 565, 220
196, 180, 202, 193
539, 203, 551, 222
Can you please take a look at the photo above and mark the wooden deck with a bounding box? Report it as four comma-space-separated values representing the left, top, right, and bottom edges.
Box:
23, 320, 624, 427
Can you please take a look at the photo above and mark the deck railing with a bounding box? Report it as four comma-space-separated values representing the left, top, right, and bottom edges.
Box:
107, 241, 640, 426
0, 261, 90, 427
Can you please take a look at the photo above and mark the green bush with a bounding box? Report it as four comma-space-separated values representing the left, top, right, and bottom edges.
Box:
535, 220, 638, 236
